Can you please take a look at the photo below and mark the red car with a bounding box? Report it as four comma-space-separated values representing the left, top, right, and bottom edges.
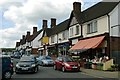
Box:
54, 56, 80, 72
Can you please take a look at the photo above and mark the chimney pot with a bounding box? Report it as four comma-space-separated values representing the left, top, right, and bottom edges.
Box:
27, 31, 30, 36
51, 18, 56, 28
22, 35, 25, 39
42, 20, 47, 29
73, 2, 81, 12
33, 27, 37, 34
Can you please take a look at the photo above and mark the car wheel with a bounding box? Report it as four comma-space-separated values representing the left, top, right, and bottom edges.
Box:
53, 65, 57, 70
41, 62, 44, 66
4, 71, 12, 79
62, 66, 65, 72
34, 67, 38, 73
15, 70, 19, 74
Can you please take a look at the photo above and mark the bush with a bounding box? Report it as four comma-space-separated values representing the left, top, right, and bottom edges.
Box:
111, 64, 119, 71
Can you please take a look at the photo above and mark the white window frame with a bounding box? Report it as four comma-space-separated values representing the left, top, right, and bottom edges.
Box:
70, 28, 73, 37
76, 25, 79, 35
87, 20, 97, 34
51, 36, 54, 43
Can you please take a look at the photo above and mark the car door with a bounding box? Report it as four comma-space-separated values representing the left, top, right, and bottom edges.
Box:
57, 57, 63, 69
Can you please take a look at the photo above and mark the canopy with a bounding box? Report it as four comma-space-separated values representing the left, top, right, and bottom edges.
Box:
69, 36, 105, 51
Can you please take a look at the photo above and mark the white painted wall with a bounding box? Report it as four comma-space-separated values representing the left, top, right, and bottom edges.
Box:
69, 24, 81, 38
49, 34, 57, 45
72, 39, 78, 45
58, 30, 69, 43
49, 30, 69, 45
32, 31, 43, 48
69, 16, 81, 39
83, 16, 109, 38
109, 3, 120, 37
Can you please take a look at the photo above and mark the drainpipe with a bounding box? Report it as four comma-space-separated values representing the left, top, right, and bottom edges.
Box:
81, 24, 83, 38
107, 14, 111, 58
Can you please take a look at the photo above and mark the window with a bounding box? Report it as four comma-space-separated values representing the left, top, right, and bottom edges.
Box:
62, 32, 65, 40
62, 31, 67, 40
51, 36, 54, 43
70, 28, 73, 37
87, 21, 97, 34
76, 25, 79, 35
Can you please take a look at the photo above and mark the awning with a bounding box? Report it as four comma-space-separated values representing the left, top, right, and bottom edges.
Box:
69, 36, 105, 51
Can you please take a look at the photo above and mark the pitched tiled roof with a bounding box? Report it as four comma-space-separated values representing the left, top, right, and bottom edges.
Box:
16, 42, 20, 47
52, 19, 70, 35
27, 29, 43, 42
42, 19, 70, 37
20, 38, 26, 45
73, 2, 119, 24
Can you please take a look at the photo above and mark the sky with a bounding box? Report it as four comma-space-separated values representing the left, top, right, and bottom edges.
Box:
0, 0, 103, 48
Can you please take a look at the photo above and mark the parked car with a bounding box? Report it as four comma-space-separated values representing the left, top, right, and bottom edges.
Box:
15, 55, 39, 73
54, 56, 80, 72
13, 52, 22, 59
38, 56, 54, 66
0, 54, 14, 79
36, 56, 44, 66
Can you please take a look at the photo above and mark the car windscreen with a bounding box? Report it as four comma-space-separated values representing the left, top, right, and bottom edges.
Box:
44, 56, 52, 60
64, 57, 74, 62
20, 56, 35, 62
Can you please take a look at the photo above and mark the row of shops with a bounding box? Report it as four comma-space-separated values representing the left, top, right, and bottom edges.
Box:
37, 33, 119, 71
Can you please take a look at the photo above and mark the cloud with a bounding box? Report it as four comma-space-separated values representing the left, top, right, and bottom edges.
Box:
0, 0, 101, 48
0, 0, 84, 48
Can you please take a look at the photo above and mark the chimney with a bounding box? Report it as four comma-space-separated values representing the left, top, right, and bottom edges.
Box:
27, 31, 30, 36
42, 20, 47, 29
51, 18, 56, 28
22, 35, 25, 39
26, 31, 30, 42
73, 2, 81, 12
33, 27, 37, 34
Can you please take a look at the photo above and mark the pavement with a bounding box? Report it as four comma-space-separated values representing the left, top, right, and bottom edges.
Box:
80, 67, 120, 79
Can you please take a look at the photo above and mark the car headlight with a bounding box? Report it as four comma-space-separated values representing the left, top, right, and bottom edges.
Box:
64, 63, 70, 67
16, 64, 20, 68
31, 64, 36, 67
43, 61, 48, 64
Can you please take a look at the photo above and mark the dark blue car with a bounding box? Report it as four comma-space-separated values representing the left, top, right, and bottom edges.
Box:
0, 54, 14, 79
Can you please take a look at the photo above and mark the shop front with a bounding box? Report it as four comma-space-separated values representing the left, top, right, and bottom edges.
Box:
58, 42, 70, 56
69, 36, 112, 70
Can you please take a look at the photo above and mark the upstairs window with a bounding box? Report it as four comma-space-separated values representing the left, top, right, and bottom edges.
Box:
87, 21, 97, 34
70, 28, 73, 37
51, 36, 54, 43
62, 31, 67, 40
76, 25, 79, 35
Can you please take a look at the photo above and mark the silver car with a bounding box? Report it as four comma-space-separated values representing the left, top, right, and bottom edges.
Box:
37, 56, 54, 66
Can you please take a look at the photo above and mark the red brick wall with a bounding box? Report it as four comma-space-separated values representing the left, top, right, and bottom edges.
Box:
32, 48, 38, 54
110, 37, 120, 51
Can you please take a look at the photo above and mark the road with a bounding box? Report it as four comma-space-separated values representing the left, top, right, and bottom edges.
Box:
11, 58, 117, 80
12, 66, 94, 78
